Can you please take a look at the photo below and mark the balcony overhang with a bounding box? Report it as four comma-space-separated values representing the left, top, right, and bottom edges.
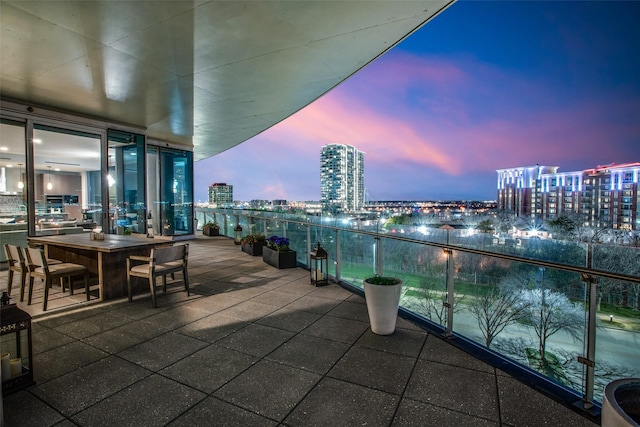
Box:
0, 1, 453, 160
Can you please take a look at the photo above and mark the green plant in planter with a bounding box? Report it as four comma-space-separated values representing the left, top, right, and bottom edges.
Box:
202, 221, 220, 236
241, 234, 266, 245
365, 275, 401, 285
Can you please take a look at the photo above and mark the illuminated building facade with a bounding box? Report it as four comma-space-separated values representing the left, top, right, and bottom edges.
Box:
498, 163, 640, 230
320, 144, 365, 212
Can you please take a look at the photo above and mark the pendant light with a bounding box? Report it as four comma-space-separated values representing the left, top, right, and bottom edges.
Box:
17, 163, 24, 189
46, 166, 53, 190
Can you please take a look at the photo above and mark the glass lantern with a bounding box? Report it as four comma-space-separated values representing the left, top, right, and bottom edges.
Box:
1, 292, 35, 395
234, 224, 243, 245
310, 242, 328, 286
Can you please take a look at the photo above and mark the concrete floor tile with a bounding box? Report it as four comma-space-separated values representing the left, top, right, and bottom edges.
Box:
117, 331, 208, 371
141, 304, 214, 331
405, 359, 500, 421
284, 377, 399, 426
215, 323, 294, 358
175, 312, 248, 343
356, 328, 427, 358
328, 346, 416, 395
32, 326, 75, 355
285, 294, 340, 314
71, 374, 206, 427
250, 289, 302, 307
31, 356, 151, 416
256, 306, 322, 332
326, 300, 370, 322
393, 398, 499, 426
161, 344, 257, 393
266, 334, 350, 374
497, 375, 597, 426
3, 390, 65, 427
51, 310, 133, 339
168, 396, 278, 427
33, 340, 109, 384
214, 360, 321, 421
82, 319, 166, 354
217, 300, 278, 321
301, 315, 369, 344
420, 334, 495, 374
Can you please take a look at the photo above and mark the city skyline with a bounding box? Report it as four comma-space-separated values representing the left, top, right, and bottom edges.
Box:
194, 1, 640, 203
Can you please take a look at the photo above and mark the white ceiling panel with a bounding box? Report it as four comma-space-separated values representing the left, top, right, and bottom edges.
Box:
0, 0, 454, 161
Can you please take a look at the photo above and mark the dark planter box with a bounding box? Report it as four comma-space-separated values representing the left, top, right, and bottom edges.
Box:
202, 227, 220, 236
262, 246, 297, 269
241, 241, 266, 256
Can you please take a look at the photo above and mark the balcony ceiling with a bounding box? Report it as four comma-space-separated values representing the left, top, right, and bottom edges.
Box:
0, 1, 452, 161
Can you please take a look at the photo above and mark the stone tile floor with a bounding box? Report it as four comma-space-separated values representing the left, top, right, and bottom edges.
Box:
0, 235, 597, 426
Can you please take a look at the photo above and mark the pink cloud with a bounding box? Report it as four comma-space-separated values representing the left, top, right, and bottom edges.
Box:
263, 93, 463, 175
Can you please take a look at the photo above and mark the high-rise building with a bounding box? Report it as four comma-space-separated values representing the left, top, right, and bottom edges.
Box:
497, 162, 640, 230
208, 183, 233, 207
496, 165, 559, 217
320, 144, 365, 212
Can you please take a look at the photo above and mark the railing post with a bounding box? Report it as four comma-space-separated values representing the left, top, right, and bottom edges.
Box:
375, 236, 383, 276
223, 214, 228, 236
577, 247, 597, 413
335, 228, 341, 282
262, 219, 267, 236
248, 215, 255, 234
306, 225, 311, 267
443, 248, 455, 338
578, 274, 598, 410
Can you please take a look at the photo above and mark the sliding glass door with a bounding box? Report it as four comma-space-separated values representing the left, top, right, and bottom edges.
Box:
147, 146, 193, 237
32, 124, 102, 235
107, 130, 146, 235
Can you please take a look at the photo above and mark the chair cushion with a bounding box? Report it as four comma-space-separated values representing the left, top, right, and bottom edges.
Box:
38, 263, 87, 275
130, 265, 152, 275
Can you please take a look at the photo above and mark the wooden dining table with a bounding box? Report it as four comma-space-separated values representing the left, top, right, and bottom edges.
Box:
28, 234, 173, 301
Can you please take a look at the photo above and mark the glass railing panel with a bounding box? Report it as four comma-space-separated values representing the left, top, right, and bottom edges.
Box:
399, 244, 449, 328
593, 276, 640, 403
338, 230, 377, 288
309, 225, 336, 278
591, 243, 640, 276
264, 218, 285, 238
455, 258, 588, 393
284, 221, 307, 265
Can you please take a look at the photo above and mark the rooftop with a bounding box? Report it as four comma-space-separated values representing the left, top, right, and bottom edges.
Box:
1, 236, 596, 426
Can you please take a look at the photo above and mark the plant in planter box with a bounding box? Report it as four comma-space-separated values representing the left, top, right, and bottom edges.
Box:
363, 274, 403, 335
240, 234, 267, 256
263, 235, 296, 269
202, 222, 220, 236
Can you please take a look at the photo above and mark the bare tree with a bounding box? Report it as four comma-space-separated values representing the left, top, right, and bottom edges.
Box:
519, 288, 584, 361
404, 277, 464, 327
468, 285, 530, 348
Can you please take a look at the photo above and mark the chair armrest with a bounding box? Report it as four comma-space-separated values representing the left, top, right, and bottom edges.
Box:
129, 255, 151, 262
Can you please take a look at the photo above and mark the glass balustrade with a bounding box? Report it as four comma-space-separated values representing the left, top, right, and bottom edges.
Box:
196, 207, 640, 410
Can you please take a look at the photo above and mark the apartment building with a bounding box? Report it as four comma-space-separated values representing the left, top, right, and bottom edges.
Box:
208, 183, 233, 208
497, 162, 640, 230
320, 144, 365, 213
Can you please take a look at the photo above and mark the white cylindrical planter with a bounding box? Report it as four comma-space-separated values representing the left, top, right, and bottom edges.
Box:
364, 280, 402, 335
602, 378, 640, 427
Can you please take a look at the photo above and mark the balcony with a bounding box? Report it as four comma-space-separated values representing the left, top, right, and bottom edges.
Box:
1, 234, 601, 425
201, 209, 640, 410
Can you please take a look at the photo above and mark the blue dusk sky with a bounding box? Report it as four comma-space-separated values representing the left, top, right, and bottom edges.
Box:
194, 1, 640, 203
